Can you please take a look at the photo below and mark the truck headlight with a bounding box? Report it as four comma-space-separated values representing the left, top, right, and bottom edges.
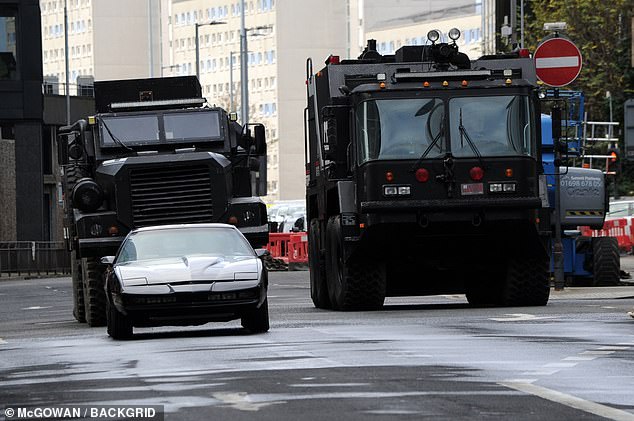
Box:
71, 178, 103, 212
398, 186, 411, 196
489, 183, 503, 193
384, 186, 398, 196
503, 183, 516, 192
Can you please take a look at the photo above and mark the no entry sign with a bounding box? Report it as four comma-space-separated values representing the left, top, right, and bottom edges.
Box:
534, 37, 582, 87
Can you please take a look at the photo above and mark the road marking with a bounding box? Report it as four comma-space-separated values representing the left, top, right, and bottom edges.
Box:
581, 350, 615, 356
21, 306, 52, 310
543, 362, 578, 368
500, 382, 634, 421
563, 356, 597, 361
489, 313, 554, 322
0, 338, 6, 344
597, 346, 630, 351
521, 370, 560, 376
212, 392, 284, 411
290, 383, 371, 388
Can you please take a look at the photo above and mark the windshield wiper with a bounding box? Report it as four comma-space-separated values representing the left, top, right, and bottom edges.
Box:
410, 121, 444, 171
101, 120, 136, 153
458, 108, 485, 169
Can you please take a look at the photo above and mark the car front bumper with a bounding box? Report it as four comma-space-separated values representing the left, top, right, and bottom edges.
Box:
111, 280, 266, 327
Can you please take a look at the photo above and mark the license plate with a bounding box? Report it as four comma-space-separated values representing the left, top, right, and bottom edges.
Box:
461, 183, 484, 195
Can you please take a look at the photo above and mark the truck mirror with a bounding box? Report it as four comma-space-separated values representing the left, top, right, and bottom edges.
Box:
253, 124, 266, 155
57, 134, 69, 166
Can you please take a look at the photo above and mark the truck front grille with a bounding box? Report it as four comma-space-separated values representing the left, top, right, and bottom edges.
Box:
129, 165, 213, 227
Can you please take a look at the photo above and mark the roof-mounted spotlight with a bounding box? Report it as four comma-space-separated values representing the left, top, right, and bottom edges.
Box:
427, 29, 441, 44
448, 28, 461, 42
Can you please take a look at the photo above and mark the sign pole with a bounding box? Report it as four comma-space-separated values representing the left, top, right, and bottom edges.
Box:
552, 88, 565, 291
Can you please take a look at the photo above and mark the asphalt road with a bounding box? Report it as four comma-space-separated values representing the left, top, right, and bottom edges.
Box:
1, 270, 634, 420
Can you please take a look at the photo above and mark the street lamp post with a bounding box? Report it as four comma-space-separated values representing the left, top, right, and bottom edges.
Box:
239, 21, 272, 125
229, 51, 237, 113
195, 20, 226, 81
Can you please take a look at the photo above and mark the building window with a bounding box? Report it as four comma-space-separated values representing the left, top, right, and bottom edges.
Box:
0, 11, 18, 80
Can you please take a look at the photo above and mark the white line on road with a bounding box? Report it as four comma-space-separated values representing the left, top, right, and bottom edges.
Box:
21, 306, 52, 310
500, 382, 634, 421
563, 356, 597, 361
581, 350, 615, 356
521, 370, 560, 376
489, 313, 554, 322
543, 362, 578, 368
597, 346, 630, 351
0, 338, 6, 344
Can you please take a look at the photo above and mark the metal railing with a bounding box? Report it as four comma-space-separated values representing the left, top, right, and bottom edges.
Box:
0, 242, 70, 277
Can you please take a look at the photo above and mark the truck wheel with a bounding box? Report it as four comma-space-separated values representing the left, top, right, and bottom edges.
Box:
71, 253, 86, 323
241, 298, 270, 333
309, 218, 331, 309
465, 272, 502, 307
106, 300, 133, 340
502, 256, 550, 306
592, 237, 620, 286
326, 215, 386, 311
81, 257, 107, 327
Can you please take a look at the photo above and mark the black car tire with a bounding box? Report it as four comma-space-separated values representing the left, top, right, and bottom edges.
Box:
82, 257, 107, 327
106, 300, 133, 340
241, 298, 270, 333
71, 253, 86, 323
326, 215, 386, 311
309, 218, 331, 309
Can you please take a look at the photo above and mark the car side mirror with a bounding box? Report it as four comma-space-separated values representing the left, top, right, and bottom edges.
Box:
100, 256, 115, 265
253, 124, 266, 155
255, 248, 270, 258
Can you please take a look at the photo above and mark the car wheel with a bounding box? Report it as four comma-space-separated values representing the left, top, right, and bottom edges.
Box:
241, 298, 270, 333
106, 300, 133, 340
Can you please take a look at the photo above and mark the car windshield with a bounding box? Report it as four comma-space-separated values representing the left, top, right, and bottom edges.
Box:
100, 110, 223, 147
357, 98, 445, 164
116, 227, 254, 264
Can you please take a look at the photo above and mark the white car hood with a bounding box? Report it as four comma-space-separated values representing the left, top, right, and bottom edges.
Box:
115, 255, 260, 286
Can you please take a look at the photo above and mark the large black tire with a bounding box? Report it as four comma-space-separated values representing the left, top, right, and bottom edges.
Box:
501, 256, 550, 306
241, 298, 270, 333
592, 237, 620, 286
326, 216, 386, 311
106, 300, 133, 340
309, 218, 331, 309
81, 257, 107, 327
71, 253, 86, 323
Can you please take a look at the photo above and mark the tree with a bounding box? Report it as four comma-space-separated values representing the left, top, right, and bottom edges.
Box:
524, 0, 634, 194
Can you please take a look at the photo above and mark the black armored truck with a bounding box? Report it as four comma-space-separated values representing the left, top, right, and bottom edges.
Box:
59, 76, 268, 326
305, 31, 552, 311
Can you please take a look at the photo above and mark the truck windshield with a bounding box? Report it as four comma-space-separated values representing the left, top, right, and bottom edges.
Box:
100, 110, 223, 147
356, 98, 445, 164
449, 95, 534, 158
356, 94, 535, 163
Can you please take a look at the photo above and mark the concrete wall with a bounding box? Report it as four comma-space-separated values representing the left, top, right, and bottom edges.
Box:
275, 0, 348, 200
14, 122, 43, 240
0, 138, 16, 241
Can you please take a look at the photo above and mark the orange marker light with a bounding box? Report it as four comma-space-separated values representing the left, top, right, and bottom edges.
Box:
505, 168, 513, 177
442, 80, 449, 87
423, 81, 430, 87
386, 171, 394, 182
461, 80, 468, 87
379, 82, 386, 89
359, 223, 366, 229
505, 78, 512, 85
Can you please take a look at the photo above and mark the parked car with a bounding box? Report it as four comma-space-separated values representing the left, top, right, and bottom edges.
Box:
102, 223, 269, 339
607, 199, 634, 219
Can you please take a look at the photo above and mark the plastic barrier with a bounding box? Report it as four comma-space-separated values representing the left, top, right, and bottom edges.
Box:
579, 217, 633, 253
265, 232, 308, 270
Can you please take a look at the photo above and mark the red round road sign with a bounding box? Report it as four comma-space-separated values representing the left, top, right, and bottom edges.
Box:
534, 37, 582, 87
